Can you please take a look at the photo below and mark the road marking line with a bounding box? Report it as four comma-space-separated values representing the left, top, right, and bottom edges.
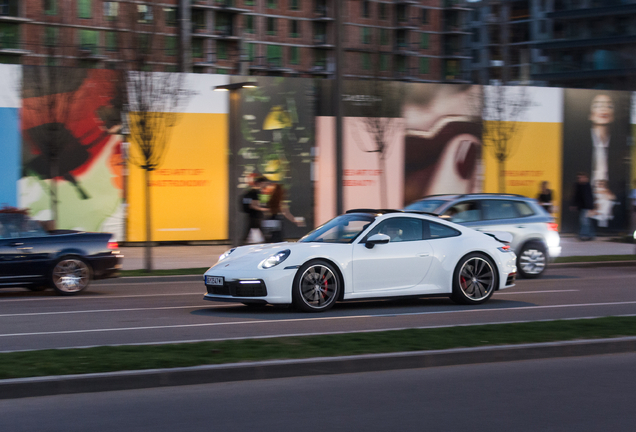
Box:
2, 300, 636, 338
0, 292, 204, 303
0, 305, 230, 318
495, 290, 579, 295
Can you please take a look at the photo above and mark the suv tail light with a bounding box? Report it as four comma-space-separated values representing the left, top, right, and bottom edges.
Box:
547, 223, 558, 232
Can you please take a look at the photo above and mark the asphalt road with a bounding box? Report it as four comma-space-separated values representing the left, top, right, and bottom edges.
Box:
2, 352, 635, 432
1, 266, 635, 352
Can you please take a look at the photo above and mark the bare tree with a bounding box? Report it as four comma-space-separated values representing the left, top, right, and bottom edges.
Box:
111, 1, 187, 271
350, 79, 403, 208
21, 7, 93, 227
480, 85, 532, 193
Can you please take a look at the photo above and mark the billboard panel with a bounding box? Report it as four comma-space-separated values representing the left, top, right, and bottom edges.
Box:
126, 74, 229, 241
19, 68, 125, 238
0, 65, 21, 207
561, 89, 631, 233
482, 86, 564, 224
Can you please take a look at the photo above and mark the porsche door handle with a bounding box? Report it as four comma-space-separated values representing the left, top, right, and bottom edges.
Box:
418, 253, 430, 257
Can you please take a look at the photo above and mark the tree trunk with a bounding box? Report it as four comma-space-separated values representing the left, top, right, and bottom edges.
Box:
50, 156, 59, 227
144, 169, 153, 272
498, 158, 506, 193
379, 154, 387, 209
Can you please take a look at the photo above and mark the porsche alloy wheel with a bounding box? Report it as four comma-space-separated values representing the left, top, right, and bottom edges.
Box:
51, 258, 91, 295
293, 261, 340, 312
451, 253, 497, 305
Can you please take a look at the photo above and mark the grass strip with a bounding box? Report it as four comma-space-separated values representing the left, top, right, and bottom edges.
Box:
2, 316, 636, 380
554, 255, 635, 263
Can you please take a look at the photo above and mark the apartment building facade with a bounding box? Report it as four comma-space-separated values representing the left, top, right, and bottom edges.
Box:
0, 0, 471, 82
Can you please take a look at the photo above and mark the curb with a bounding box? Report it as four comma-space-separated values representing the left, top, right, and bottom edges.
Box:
552, 260, 636, 269
2, 337, 636, 400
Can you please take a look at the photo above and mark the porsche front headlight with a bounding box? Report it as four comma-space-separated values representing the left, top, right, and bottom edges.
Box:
261, 250, 291, 269
218, 248, 236, 262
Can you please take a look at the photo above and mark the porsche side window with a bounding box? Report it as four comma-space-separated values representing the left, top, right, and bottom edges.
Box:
366, 217, 423, 243
425, 221, 461, 239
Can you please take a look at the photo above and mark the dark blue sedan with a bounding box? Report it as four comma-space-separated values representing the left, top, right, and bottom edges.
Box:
0, 211, 122, 295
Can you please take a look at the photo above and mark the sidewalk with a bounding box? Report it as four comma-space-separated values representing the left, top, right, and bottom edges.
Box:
119, 236, 635, 271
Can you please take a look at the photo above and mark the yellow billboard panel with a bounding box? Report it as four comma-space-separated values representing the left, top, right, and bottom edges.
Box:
127, 113, 228, 241
482, 121, 563, 225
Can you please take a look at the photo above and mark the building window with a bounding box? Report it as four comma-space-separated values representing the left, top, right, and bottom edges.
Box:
77, 0, 91, 19
104, 1, 118, 20
419, 57, 429, 74
361, 27, 371, 44
247, 43, 255, 61
165, 35, 176, 56
420, 33, 429, 49
289, 46, 299, 64
396, 55, 406, 73
193, 10, 206, 31
267, 17, 276, 35
216, 68, 227, 74
472, 49, 479, 63
164, 7, 177, 27
79, 29, 98, 54
137, 4, 153, 24
44, 0, 58, 15
289, 20, 300, 37
290, 0, 299, 11
380, 28, 389, 45
362, 0, 370, 18
106, 31, 118, 51
44, 26, 58, 47
245, 15, 254, 33
245, 0, 254, 5
267, 44, 282, 66
362, 52, 370, 70
217, 40, 228, 59
267, 0, 277, 9
380, 53, 389, 71
192, 39, 203, 58
379, 3, 387, 20
421, 8, 428, 25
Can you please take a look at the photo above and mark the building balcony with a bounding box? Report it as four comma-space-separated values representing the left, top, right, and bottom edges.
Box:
313, 5, 334, 21
534, 34, 636, 50
442, 0, 471, 10
532, 59, 636, 81
313, 34, 334, 47
548, 3, 636, 20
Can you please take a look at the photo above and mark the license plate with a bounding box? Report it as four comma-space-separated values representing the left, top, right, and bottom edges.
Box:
206, 276, 224, 286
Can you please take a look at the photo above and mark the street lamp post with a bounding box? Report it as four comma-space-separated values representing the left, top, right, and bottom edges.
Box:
214, 82, 258, 248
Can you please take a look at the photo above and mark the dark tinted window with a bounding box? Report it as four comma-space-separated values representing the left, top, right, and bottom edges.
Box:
444, 200, 481, 223
482, 200, 521, 220
0, 214, 46, 239
425, 221, 461, 239
365, 217, 423, 243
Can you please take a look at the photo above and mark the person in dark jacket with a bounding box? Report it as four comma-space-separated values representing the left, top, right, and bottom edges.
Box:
240, 175, 269, 245
570, 172, 595, 240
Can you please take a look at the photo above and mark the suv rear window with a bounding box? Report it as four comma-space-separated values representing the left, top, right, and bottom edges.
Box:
482, 200, 534, 220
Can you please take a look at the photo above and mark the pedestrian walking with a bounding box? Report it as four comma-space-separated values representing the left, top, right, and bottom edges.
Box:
263, 183, 304, 243
570, 172, 595, 241
240, 175, 269, 245
537, 181, 554, 214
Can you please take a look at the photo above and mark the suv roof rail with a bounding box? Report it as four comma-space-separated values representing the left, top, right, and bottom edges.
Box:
455, 193, 527, 199
345, 209, 403, 214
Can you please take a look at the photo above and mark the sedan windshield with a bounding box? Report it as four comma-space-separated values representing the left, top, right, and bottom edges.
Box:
404, 199, 447, 213
299, 214, 375, 244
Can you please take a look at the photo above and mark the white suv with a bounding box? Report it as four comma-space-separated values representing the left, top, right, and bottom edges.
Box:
405, 194, 561, 278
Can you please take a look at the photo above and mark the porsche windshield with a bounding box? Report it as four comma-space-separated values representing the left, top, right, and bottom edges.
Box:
299, 214, 375, 244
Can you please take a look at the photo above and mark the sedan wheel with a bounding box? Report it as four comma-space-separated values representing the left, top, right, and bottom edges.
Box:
51, 258, 91, 295
517, 242, 547, 279
451, 253, 497, 305
293, 261, 340, 312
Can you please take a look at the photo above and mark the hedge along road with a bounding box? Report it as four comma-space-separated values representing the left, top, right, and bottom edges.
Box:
0, 266, 635, 352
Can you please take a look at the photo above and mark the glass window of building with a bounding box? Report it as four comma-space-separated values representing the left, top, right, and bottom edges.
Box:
137, 4, 153, 24
245, 15, 254, 33
289, 46, 299, 64
165, 35, 177, 56
419, 57, 429, 74
106, 31, 118, 51
290, 0, 299, 11
104, 1, 118, 20
45, 0, 58, 15
78, 0, 92, 19
289, 20, 300, 37
267, 17, 277, 35
164, 7, 177, 27
420, 33, 429, 49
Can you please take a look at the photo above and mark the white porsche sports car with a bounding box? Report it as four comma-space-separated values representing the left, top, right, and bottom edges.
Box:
203, 210, 517, 312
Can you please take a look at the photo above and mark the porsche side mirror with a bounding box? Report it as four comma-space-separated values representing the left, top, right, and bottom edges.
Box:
365, 233, 390, 249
